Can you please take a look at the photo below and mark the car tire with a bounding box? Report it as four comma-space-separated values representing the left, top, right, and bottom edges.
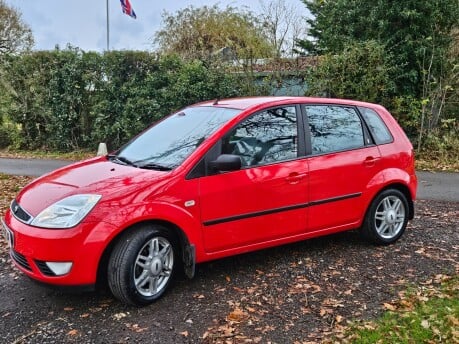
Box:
108, 225, 178, 306
361, 189, 409, 245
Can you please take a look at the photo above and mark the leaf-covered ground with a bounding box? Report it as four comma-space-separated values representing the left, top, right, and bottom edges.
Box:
0, 175, 458, 343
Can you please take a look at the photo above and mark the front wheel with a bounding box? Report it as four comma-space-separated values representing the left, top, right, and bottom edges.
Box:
361, 189, 409, 245
108, 225, 178, 306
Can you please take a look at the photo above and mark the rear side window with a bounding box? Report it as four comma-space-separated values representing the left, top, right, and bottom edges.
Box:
358, 107, 393, 145
305, 105, 364, 154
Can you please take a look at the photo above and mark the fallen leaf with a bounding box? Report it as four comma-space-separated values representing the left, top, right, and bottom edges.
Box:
113, 312, 128, 320
180, 330, 189, 337
227, 308, 248, 322
319, 308, 333, 317
126, 323, 147, 333
64, 307, 74, 311
383, 303, 396, 311
67, 329, 78, 336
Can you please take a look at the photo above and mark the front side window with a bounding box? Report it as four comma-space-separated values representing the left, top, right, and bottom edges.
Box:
222, 106, 298, 167
117, 106, 240, 169
306, 105, 364, 154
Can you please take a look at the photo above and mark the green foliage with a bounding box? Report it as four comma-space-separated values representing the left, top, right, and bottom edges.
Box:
0, 126, 11, 148
1, 51, 54, 149
390, 96, 424, 138
305, 41, 396, 104
154, 5, 273, 61
0, 49, 242, 151
299, 0, 459, 97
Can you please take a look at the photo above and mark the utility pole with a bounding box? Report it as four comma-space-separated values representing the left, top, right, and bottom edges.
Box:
106, 0, 110, 51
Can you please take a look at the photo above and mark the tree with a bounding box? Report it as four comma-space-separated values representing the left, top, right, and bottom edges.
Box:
259, 0, 307, 58
154, 5, 273, 61
0, 0, 34, 55
298, 0, 459, 97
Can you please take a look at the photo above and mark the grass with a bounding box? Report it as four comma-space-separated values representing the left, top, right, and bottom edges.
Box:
0, 148, 94, 161
335, 275, 459, 343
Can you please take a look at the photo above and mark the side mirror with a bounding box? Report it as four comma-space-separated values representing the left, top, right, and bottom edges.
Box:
210, 154, 242, 172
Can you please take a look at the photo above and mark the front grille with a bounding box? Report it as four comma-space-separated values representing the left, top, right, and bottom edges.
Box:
11, 200, 32, 223
35, 260, 56, 276
11, 250, 32, 271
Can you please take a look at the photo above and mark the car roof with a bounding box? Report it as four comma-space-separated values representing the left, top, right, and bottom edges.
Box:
194, 96, 384, 111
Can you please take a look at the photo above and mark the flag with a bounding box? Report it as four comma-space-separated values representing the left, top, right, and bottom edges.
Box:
120, 0, 137, 19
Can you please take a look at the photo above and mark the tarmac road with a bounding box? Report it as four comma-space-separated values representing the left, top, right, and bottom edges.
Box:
0, 157, 458, 201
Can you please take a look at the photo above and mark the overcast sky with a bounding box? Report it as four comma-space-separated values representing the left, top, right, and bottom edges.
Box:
5, 0, 308, 52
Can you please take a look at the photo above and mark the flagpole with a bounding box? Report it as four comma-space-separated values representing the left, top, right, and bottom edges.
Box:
106, 0, 110, 51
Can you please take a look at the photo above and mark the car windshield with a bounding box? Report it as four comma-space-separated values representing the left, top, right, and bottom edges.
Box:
115, 106, 240, 170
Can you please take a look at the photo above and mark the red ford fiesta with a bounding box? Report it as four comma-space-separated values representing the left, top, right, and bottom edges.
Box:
2, 97, 417, 305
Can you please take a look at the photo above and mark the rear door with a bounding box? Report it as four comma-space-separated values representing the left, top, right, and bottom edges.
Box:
303, 105, 383, 232
198, 105, 309, 253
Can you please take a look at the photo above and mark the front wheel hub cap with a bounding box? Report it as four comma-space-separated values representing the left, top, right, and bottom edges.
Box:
149, 257, 163, 276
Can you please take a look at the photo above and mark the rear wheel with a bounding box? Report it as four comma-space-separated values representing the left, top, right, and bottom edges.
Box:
361, 189, 409, 245
108, 225, 178, 306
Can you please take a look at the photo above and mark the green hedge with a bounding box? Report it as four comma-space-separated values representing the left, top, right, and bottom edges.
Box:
0, 48, 241, 151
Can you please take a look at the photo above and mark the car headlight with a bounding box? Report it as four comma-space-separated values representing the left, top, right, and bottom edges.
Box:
31, 194, 102, 229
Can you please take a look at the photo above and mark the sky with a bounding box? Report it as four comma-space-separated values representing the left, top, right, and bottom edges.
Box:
5, 0, 309, 52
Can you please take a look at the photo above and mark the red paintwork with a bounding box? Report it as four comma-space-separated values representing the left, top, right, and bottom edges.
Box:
2, 97, 417, 287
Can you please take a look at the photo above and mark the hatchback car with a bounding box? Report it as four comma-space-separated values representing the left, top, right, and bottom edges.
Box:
2, 97, 416, 305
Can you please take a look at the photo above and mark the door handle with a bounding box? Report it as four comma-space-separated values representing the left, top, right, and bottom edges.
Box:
363, 156, 379, 167
285, 172, 308, 184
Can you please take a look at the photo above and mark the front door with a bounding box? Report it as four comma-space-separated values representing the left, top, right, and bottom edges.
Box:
199, 106, 309, 253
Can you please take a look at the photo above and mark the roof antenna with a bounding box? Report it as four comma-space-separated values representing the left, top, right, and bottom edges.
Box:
213, 98, 219, 105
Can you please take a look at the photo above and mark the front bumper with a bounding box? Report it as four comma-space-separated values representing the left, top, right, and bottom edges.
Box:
2, 210, 117, 286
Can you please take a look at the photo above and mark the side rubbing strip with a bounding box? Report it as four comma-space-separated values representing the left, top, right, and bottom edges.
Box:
203, 192, 361, 226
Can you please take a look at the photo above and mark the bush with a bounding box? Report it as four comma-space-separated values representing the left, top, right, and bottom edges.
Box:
0, 49, 242, 151
0, 126, 11, 148
304, 41, 396, 104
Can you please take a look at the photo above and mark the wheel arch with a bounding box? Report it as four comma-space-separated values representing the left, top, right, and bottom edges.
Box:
96, 219, 194, 289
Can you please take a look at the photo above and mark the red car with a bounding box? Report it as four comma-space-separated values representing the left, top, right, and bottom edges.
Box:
2, 97, 417, 305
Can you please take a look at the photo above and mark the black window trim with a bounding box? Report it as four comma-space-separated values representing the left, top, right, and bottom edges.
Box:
301, 103, 374, 157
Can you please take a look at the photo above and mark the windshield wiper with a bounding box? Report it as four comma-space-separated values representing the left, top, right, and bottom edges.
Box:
137, 163, 172, 171
108, 154, 137, 167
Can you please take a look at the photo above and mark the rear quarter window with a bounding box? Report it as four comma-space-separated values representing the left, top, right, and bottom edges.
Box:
358, 107, 393, 145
